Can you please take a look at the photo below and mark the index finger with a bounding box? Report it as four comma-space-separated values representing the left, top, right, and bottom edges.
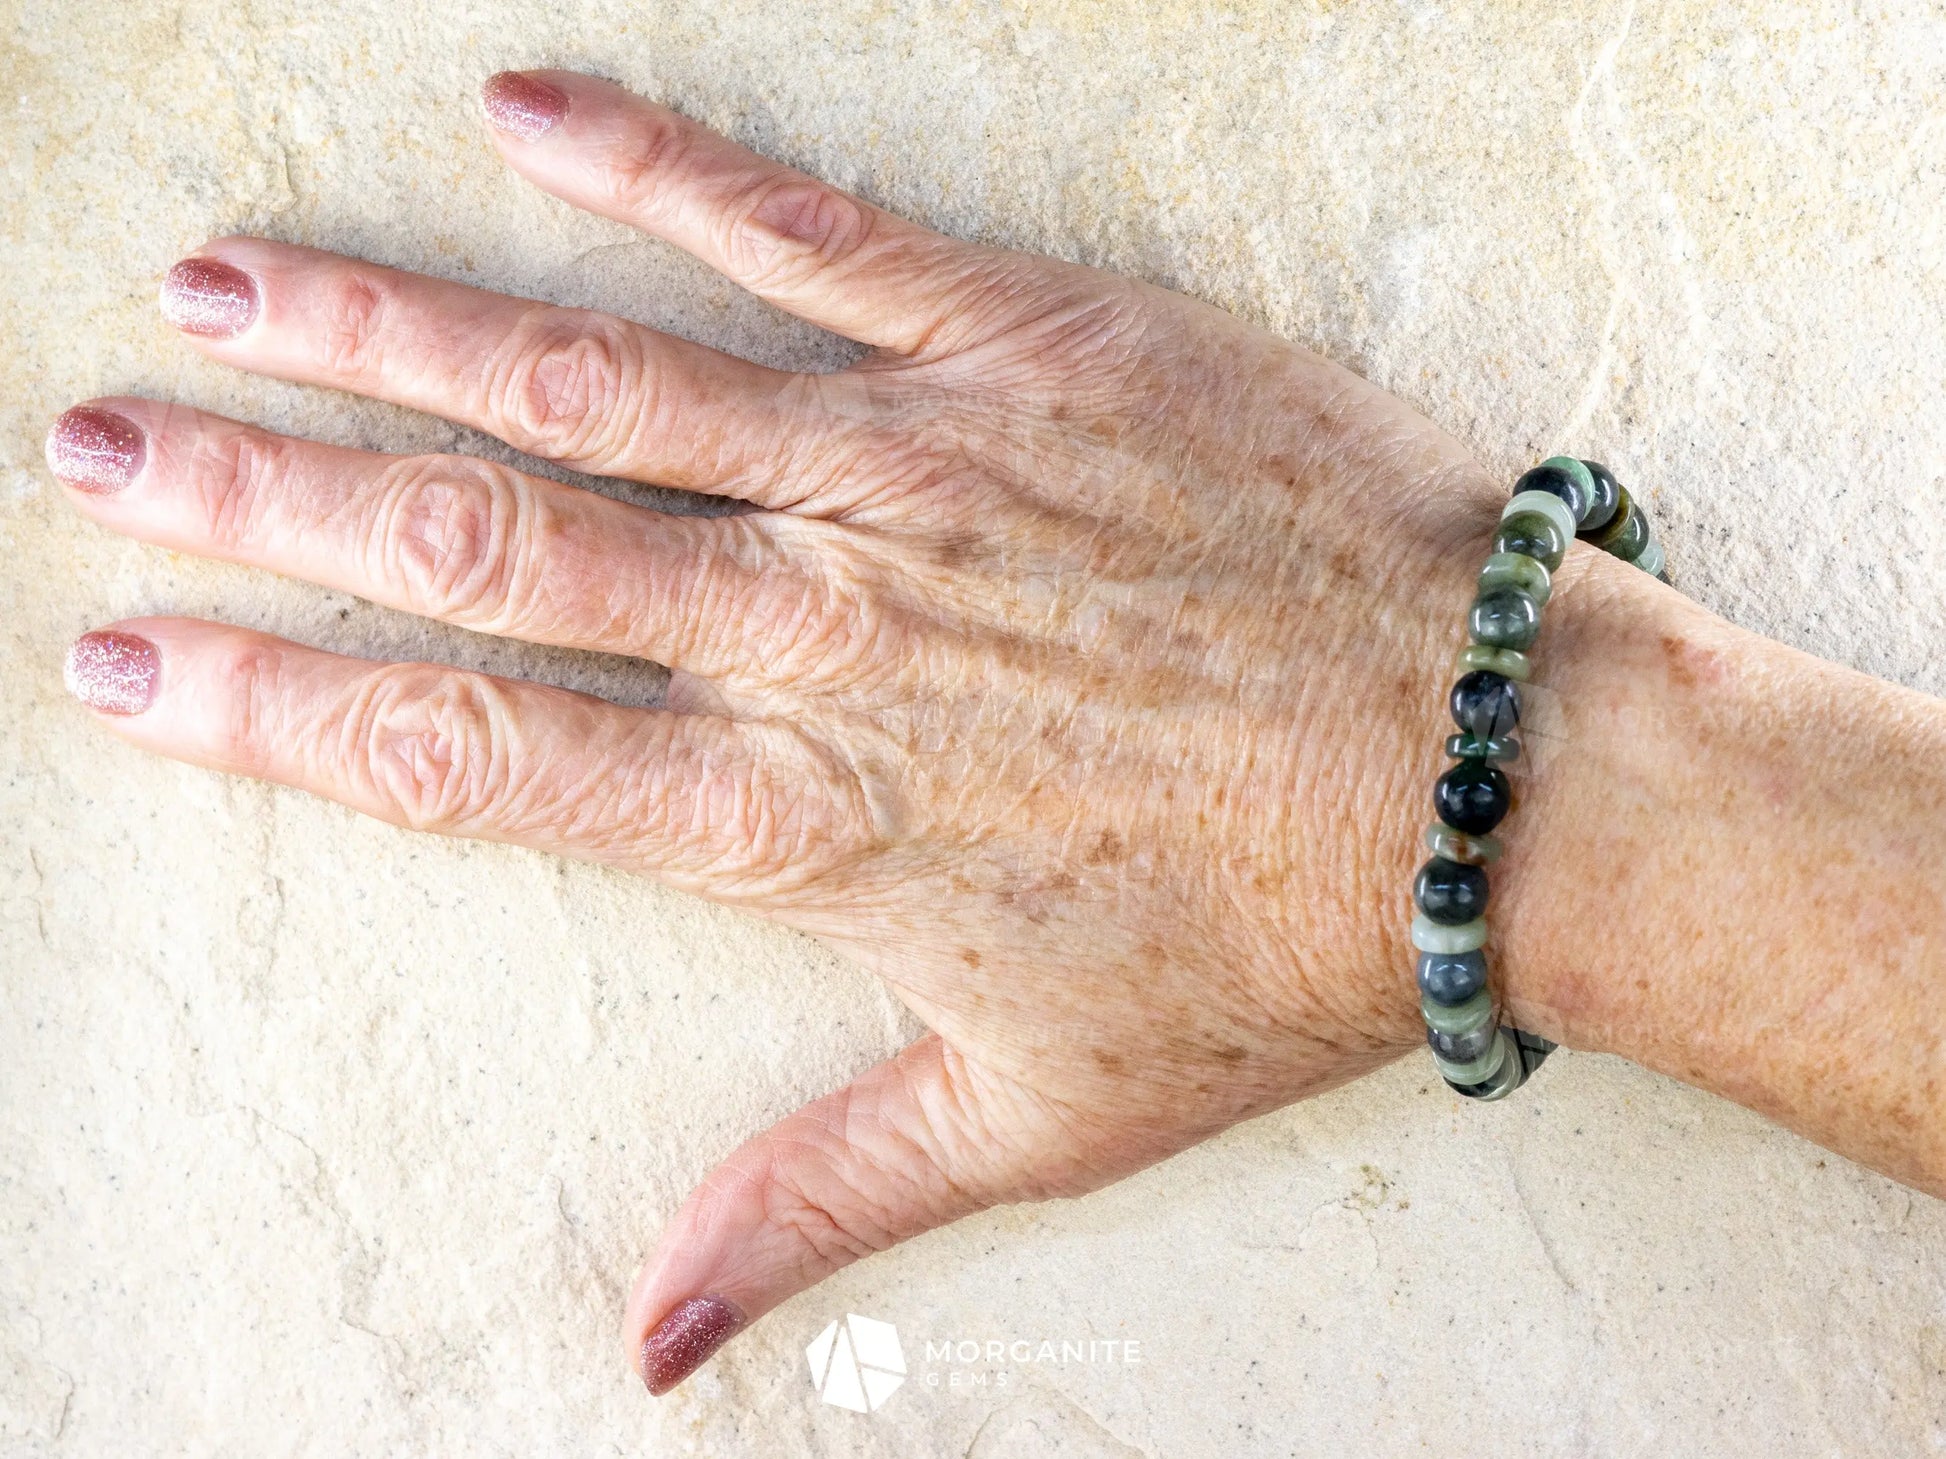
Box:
481, 69, 1024, 358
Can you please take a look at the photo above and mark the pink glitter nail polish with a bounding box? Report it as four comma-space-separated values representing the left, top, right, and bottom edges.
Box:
65, 630, 160, 715
639, 1294, 745, 1397
160, 257, 259, 338
481, 71, 569, 141
47, 406, 146, 494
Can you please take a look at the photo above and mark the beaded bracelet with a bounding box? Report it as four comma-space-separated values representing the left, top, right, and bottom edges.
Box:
1413, 457, 1668, 1100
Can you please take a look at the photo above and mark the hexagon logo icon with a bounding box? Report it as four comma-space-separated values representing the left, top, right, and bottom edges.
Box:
805, 1314, 906, 1412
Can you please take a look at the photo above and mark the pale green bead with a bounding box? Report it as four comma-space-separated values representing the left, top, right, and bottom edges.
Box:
1471, 1038, 1530, 1099
1411, 914, 1487, 954
1478, 551, 1552, 607
1635, 538, 1666, 578
1502, 489, 1577, 550
1421, 988, 1493, 1035
1455, 644, 1531, 682
1433, 1030, 1510, 1086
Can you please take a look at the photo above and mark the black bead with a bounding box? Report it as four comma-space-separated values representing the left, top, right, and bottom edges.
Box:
1434, 760, 1511, 835
1414, 856, 1490, 924
1428, 1022, 1497, 1063
1449, 670, 1522, 739
1418, 949, 1488, 1004
1579, 460, 1621, 532
1513, 463, 1589, 525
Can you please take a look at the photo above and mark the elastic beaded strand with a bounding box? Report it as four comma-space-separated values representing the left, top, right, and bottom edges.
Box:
1415, 455, 1673, 1100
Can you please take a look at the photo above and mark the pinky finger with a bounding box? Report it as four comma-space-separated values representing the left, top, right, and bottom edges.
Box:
61, 618, 867, 899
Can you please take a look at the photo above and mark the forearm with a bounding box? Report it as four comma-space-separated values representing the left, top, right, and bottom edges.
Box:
1500, 549, 1946, 1193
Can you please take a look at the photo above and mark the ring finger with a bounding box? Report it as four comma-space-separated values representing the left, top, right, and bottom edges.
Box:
48, 398, 874, 688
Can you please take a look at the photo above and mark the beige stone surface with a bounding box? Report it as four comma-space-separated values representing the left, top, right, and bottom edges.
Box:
4, 1, 1945, 1453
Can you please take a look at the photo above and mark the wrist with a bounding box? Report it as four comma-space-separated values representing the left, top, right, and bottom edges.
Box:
1485, 544, 1700, 1057
1492, 548, 1946, 1190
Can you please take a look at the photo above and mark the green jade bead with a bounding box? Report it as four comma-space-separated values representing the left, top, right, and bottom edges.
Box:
1425, 823, 1503, 864
1421, 988, 1494, 1035
1440, 1030, 1520, 1093
1411, 913, 1488, 954
1445, 733, 1520, 763
1537, 457, 1597, 520
1429, 1020, 1496, 1063
1578, 460, 1622, 531
1454, 644, 1530, 681
1503, 489, 1578, 550
1469, 587, 1541, 652
1478, 550, 1552, 607
1587, 484, 1650, 561
1492, 511, 1566, 572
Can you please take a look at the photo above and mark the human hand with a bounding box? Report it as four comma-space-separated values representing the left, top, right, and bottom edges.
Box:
50, 68, 1690, 1393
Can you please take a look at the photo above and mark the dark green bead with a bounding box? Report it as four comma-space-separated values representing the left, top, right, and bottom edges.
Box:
1478, 550, 1551, 606
1587, 484, 1649, 560
1429, 1022, 1497, 1063
1468, 587, 1541, 651
1579, 460, 1621, 531
1445, 733, 1520, 763
1513, 461, 1591, 525
1417, 948, 1487, 1004
1492, 511, 1566, 572
1449, 670, 1522, 739
1433, 760, 1511, 835
1414, 856, 1489, 924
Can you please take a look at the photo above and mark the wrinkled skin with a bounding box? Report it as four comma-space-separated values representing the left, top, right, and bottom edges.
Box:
55, 69, 1662, 1391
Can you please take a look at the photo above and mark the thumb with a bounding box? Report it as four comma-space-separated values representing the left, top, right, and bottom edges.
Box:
626, 1034, 1083, 1396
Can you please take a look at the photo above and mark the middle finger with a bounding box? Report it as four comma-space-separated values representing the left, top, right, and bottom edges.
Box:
159, 236, 865, 508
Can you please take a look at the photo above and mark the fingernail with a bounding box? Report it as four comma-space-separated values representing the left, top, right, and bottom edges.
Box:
160, 256, 259, 338
47, 406, 145, 494
482, 71, 569, 141
65, 630, 160, 715
639, 1294, 746, 1397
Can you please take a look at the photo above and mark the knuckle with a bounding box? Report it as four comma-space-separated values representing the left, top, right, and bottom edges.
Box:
762, 1153, 896, 1266
636, 727, 872, 897
220, 639, 291, 776
727, 178, 872, 291
317, 271, 390, 377
682, 521, 899, 697
759, 559, 903, 697
491, 316, 641, 465
664, 750, 811, 886
192, 428, 294, 549
353, 664, 506, 831
375, 460, 530, 629
718, 760, 820, 883
602, 112, 691, 217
